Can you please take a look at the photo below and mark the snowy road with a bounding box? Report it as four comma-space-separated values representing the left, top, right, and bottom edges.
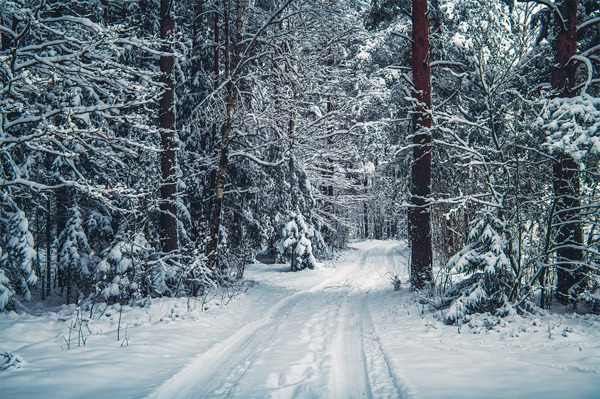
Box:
145, 240, 600, 399
148, 242, 410, 399
2, 240, 599, 399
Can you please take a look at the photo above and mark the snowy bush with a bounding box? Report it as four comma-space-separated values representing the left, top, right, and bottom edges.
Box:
279, 211, 321, 272
442, 209, 515, 324
97, 232, 155, 302
0, 208, 38, 312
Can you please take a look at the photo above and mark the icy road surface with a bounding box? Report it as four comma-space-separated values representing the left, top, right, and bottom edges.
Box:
1, 240, 599, 399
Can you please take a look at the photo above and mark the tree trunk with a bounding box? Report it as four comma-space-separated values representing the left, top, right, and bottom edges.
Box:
554, 157, 584, 301
1, 15, 15, 51
55, 186, 69, 290
551, 0, 583, 302
101, 0, 109, 24
364, 177, 369, 239
46, 195, 52, 297
159, 0, 178, 253
409, 0, 433, 289
206, 0, 247, 273
35, 209, 44, 300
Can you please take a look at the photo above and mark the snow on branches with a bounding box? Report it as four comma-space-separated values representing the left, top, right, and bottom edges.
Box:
538, 93, 600, 164
0, 206, 37, 311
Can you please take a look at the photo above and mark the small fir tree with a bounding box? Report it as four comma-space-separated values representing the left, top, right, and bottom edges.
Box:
97, 232, 155, 302
57, 204, 94, 304
443, 209, 515, 324
279, 211, 319, 272
0, 209, 38, 311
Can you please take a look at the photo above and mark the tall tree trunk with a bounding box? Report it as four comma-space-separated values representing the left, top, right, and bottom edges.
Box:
46, 194, 52, 297
364, 176, 369, 239
55, 186, 69, 290
45, 154, 53, 295
551, 0, 583, 302
409, 0, 433, 289
207, 0, 247, 273
214, 1, 220, 86
35, 209, 44, 300
206, 0, 220, 226
159, 0, 178, 253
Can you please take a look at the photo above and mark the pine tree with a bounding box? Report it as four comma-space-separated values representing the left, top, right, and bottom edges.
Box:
279, 210, 320, 272
98, 232, 156, 302
56, 204, 93, 304
444, 209, 515, 324
0, 205, 37, 311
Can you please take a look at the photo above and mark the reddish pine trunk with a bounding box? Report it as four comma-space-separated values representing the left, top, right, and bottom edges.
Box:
409, 0, 433, 289
553, 158, 583, 301
159, 0, 178, 253
551, 0, 583, 302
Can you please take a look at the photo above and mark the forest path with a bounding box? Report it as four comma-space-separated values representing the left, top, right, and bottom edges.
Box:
147, 240, 410, 399
2, 243, 597, 399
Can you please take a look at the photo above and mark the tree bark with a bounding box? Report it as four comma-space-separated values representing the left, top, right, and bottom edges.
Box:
1, 15, 15, 51
159, 0, 178, 253
55, 186, 69, 290
206, 0, 247, 272
364, 176, 369, 239
101, 0, 109, 24
46, 194, 52, 297
409, 0, 433, 289
551, 0, 583, 302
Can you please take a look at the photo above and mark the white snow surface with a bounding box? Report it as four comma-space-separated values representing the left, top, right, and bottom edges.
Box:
1, 240, 599, 398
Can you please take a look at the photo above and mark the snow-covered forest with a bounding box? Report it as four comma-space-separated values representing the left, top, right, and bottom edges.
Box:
1, 0, 599, 397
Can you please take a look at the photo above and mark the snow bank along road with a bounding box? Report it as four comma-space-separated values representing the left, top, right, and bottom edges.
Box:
146, 240, 599, 399
1, 240, 598, 398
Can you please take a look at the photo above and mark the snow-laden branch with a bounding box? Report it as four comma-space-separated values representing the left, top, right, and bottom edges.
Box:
517, 0, 565, 27
570, 55, 594, 93
3, 100, 152, 130
577, 17, 600, 34
430, 61, 466, 71
228, 151, 287, 167
581, 44, 600, 58
390, 31, 413, 42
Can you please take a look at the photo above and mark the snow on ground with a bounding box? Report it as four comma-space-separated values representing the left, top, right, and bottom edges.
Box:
1, 240, 599, 398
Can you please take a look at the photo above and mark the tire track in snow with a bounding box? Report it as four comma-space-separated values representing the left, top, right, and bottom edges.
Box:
362, 302, 412, 399
259, 290, 344, 399
146, 245, 377, 399
329, 293, 372, 399
146, 291, 301, 399
329, 241, 412, 399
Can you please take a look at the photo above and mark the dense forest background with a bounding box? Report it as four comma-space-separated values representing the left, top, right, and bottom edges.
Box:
1, 0, 599, 323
